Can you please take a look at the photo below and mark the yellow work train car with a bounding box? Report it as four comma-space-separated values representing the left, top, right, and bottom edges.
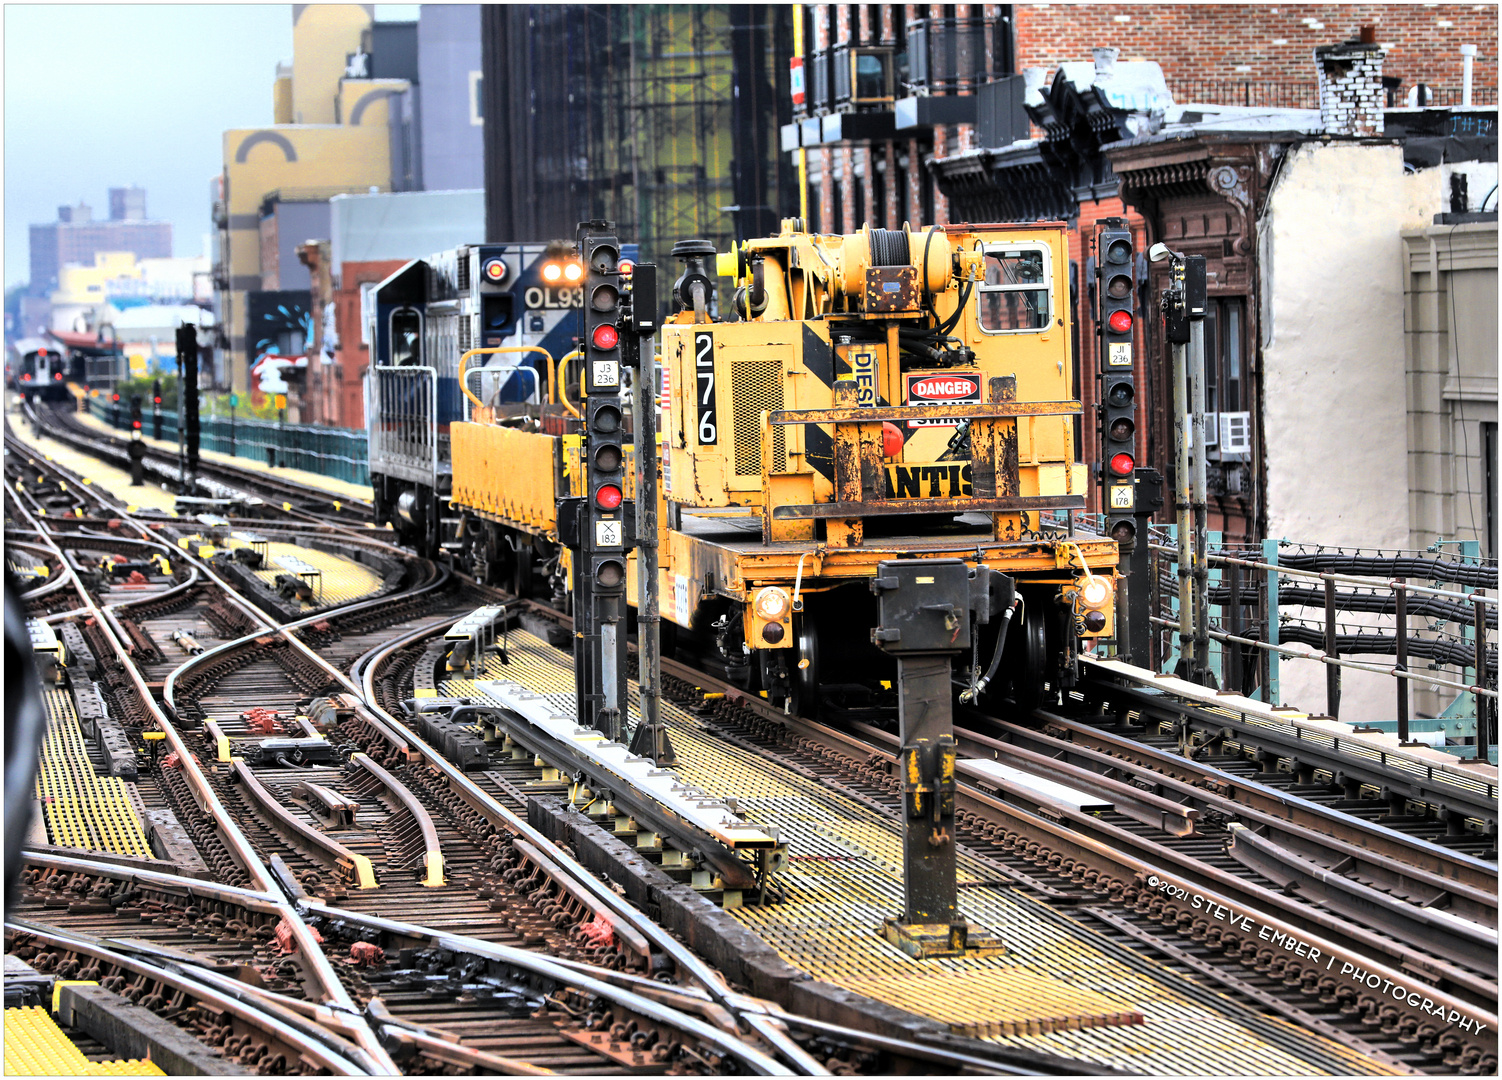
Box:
446, 220, 1120, 715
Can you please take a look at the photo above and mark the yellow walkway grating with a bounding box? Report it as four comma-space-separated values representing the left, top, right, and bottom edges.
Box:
4, 1007, 163, 1076
224, 539, 384, 607
457, 631, 1396, 1076
35, 689, 152, 857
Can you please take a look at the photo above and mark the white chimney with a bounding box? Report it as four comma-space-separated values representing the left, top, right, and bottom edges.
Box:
1460, 44, 1477, 106
1315, 38, 1386, 138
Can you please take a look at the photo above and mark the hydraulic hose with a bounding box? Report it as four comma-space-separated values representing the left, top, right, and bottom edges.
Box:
961, 597, 1021, 703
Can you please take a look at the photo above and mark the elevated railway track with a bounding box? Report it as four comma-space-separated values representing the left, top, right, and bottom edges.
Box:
7, 397, 1497, 1076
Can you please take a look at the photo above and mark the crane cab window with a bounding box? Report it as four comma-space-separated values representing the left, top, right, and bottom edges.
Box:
390, 308, 423, 366
977, 244, 1052, 333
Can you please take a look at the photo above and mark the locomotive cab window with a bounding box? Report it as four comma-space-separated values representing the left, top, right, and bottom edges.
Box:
389, 308, 423, 366
977, 244, 1052, 333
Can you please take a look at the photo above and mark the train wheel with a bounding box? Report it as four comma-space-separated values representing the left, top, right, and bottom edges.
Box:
1005, 606, 1049, 712
760, 619, 820, 717
788, 619, 820, 718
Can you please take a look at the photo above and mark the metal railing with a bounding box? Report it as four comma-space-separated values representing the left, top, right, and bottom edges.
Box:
1145, 533, 1496, 761
90, 398, 370, 485
1166, 79, 1499, 110
366, 366, 440, 486
1167, 80, 1320, 110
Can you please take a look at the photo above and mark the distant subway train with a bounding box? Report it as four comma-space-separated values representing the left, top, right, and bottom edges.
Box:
7, 338, 71, 401
7, 333, 125, 402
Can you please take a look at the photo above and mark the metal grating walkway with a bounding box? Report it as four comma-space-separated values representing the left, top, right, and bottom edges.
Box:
453, 630, 1396, 1075
35, 689, 152, 858
4, 1006, 164, 1076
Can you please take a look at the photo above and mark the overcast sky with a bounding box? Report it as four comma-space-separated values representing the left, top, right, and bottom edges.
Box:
4, 4, 419, 291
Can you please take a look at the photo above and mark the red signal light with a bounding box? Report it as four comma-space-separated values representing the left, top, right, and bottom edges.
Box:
154, 397, 161, 404
1109, 452, 1135, 477
595, 484, 623, 510
591, 324, 619, 350
53, 372, 62, 380
1107, 310, 1133, 335
618, 259, 635, 277
22, 373, 32, 382
132, 420, 142, 430
112, 393, 120, 402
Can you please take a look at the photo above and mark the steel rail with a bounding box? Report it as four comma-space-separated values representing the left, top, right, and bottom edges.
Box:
356, 614, 831, 1074
1224, 823, 1496, 975
832, 712, 1498, 1005
299, 900, 797, 1076
1083, 656, 1498, 816
665, 659, 1498, 1056
535, 957, 1059, 1076
229, 760, 378, 890
1032, 707, 1498, 894
7, 445, 402, 1073
347, 752, 446, 887
124, 961, 393, 1073
992, 713, 1498, 926
5, 920, 374, 1075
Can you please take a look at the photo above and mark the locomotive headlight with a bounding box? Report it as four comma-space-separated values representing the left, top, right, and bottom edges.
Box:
563, 261, 584, 283
1080, 576, 1111, 608
754, 586, 791, 621
542, 262, 563, 283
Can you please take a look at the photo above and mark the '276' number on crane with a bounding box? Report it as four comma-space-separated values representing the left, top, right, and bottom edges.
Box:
695, 331, 717, 445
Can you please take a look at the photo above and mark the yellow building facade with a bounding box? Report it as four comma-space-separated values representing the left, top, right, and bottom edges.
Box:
215, 4, 406, 391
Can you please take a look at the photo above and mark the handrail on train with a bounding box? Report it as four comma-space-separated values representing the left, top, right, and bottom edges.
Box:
457, 346, 556, 413
556, 349, 583, 419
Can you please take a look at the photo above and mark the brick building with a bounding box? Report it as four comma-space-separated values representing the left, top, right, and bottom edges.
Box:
784, 4, 1496, 546
1013, 4, 1496, 104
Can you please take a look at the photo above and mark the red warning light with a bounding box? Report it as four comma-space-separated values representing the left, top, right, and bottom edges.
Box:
595, 484, 623, 510
1107, 310, 1133, 335
591, 324, 619, 351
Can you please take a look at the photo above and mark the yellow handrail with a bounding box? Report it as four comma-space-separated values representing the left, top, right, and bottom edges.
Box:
556, 349, 583, 419
457, 346, 556, 410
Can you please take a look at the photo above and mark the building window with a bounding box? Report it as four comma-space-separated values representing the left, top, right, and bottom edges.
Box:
977, 244, 1051, 334
1204, 296, 1251, 458
469, 71, 483, 126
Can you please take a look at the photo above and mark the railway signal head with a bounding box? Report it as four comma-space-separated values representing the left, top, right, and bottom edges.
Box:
577, 225, 631, 598
1099, 225, 1134, 373
1063, 572, 1116, 638
1098, 224, 1138, 549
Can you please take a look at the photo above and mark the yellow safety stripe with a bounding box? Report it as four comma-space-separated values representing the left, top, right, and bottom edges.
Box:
35, 690, 151, 858
4, 1006, 164, 1076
